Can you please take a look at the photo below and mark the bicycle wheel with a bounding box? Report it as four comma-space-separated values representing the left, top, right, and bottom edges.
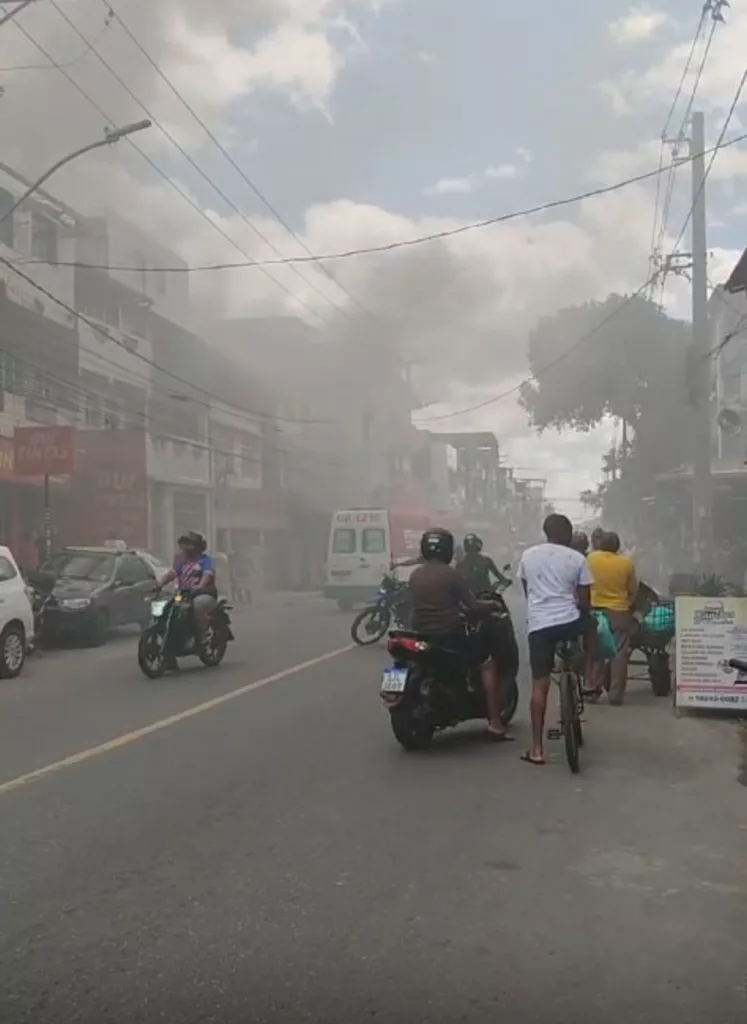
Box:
572, 672, 584, 750
559, 670, 581, 774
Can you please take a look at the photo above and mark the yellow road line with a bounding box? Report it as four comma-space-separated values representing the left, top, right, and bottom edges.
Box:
0, 644, 354, 797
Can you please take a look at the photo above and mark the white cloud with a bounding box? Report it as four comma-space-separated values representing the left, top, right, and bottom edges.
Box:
515, 146, 533, 164
485, 164, 519, 180
424, 161, 525, 196
0, 0, 391, 177
602, 4, 747, 124
425, 175, 477, 195
608, 7, 672, 45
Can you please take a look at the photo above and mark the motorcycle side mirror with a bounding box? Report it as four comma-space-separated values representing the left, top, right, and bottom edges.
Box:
502, 563, 511, 572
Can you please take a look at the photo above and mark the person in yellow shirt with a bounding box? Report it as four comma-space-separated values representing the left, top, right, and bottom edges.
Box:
587, 531, 637, 705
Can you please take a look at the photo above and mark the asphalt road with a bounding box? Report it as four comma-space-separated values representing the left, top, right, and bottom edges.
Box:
0, 595, 745, 1023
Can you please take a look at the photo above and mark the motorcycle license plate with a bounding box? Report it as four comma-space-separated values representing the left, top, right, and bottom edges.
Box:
381, 667, 407, 693
151, 600, 168, 617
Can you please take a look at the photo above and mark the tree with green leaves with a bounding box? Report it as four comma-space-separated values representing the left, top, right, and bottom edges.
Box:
519, 293, 692, 538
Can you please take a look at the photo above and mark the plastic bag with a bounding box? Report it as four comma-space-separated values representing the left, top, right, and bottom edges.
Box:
594, 610, 618, 660
642, 603, 674, 634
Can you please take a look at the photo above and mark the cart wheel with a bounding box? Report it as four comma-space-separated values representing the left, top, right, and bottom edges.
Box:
648, 650, 671, 697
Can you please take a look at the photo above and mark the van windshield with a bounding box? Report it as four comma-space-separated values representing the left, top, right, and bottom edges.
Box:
332, 528, 356, 554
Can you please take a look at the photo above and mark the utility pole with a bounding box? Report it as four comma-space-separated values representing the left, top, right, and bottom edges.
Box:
689, 110, 713, 568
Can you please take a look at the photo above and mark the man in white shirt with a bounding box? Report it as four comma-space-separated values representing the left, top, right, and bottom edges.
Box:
518, 513, 594, 765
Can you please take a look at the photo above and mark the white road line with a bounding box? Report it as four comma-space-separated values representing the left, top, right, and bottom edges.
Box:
0, 644, 354, 797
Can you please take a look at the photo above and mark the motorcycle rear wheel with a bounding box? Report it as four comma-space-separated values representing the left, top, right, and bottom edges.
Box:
138, 628, 167, 679
351, 606, 391, 646
389, 691, 434, 751
198, 630, 228, 668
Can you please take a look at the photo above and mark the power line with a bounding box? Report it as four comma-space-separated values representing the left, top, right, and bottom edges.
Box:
654, 6, 722, 300
662, 5, 710, 139
0, 334, 343, 467
648, 2, 709, 291
0, 2, 111, 70
670, 66, 747, 254
11, 14, 332, 331
412, 276, 657, 423
421, 67, 746, 428
44, 0, 345, 328
0, 253, 335, 425
15, 131, 747, 275
104, 0, 380, 325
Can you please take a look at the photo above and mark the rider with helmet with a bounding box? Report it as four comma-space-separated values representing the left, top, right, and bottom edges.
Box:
408, 528, 513, 740
157, 531, 217, 641
458, 533, 510, 595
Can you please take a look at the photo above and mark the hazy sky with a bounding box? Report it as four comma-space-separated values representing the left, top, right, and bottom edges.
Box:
1, 0, 746, 518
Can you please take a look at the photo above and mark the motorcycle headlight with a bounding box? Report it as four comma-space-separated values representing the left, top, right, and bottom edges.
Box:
59, 598, 92, 610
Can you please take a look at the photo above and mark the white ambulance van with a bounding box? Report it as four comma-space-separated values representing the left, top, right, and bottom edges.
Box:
324, 509, 391, 610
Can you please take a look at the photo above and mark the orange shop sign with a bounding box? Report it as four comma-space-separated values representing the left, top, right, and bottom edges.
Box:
13, 426, 76, 477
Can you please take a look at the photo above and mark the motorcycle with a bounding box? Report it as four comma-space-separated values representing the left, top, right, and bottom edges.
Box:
137, 588, 234, 679
351, 571, 410, 646
24, 569, 57, 652
380, 571, 519, 751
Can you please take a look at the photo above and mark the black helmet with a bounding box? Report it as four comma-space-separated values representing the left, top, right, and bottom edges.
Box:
463, 533, 483, 554
177, 530, 207, 553
420, 528, 454, 564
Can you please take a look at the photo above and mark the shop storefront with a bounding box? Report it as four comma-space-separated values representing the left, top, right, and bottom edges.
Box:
61, 430, 148, 549
0, 435, 46, 566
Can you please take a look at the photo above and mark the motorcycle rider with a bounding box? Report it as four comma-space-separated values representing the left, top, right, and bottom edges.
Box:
409, 528, 513, 741
458, 533, 510, 594
156, 531, 217, 643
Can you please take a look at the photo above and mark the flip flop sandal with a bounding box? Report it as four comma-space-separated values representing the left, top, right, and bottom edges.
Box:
520, 752, 546, 766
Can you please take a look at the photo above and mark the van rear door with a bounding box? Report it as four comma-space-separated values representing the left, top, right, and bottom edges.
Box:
325, 510, 390, 603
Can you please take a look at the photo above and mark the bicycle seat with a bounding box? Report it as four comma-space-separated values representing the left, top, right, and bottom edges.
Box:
556, 640, 580, 664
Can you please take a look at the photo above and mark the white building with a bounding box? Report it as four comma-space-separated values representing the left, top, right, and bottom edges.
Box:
0, 162, 80, 434
711, 249, 747, 466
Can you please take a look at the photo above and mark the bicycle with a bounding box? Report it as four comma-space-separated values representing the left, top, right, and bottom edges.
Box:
547, 639, 584, 773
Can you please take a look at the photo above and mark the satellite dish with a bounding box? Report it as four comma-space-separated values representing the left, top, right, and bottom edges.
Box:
717, 407, 742, 436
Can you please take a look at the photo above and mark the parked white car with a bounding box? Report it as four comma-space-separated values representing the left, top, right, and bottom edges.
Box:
0, 545, 34, 678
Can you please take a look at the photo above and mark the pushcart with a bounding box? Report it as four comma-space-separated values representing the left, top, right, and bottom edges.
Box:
629, 599, 675, 697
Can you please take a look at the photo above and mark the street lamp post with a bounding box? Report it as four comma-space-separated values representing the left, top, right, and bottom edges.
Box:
0, 120, 152, 227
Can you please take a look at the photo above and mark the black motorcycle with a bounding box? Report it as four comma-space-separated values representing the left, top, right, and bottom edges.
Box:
24, 569, 57, 652
137, 589, 234, 679
351, 572, 410, 646
380, 576, 519, 751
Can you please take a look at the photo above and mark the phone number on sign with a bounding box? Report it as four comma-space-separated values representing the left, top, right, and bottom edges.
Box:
684, 694, 745, 705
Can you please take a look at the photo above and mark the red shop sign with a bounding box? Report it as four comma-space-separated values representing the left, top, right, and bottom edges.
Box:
14, 426, 76, 477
